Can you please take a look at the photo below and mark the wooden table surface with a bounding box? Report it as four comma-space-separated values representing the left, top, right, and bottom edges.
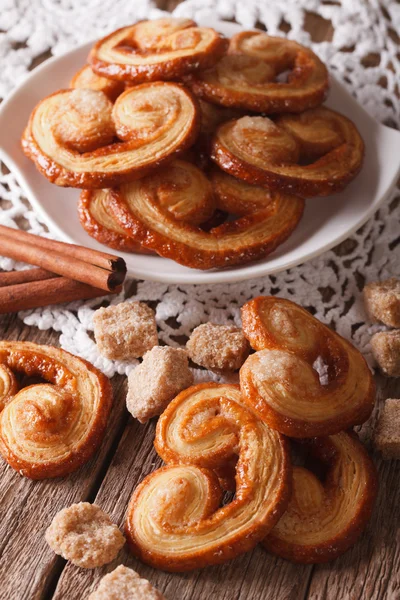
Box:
1, 3, 399, 599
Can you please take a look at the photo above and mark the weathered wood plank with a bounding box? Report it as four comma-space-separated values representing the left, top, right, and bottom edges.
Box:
0, 313, 130, 600
52, 416, 314, 600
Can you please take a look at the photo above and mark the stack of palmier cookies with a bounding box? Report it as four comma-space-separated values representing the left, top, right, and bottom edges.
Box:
124, 296, 377, 570
22, 18, 365, 270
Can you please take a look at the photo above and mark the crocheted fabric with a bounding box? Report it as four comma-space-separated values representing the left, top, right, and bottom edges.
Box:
0, 0, 399, 378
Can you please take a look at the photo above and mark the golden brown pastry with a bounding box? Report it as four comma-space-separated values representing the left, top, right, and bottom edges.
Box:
79, 189, 149, 253
185, 31, 328, 113
264, 431, 378, 563
22, 82, 199, 188
107, 161, 304, 269
89, 18, 228, 84
0, 364, 18, 412
0, 341, 112, 479
70, 64, 125, 101
240, 296, 375, 437
125, 383, 291, 571
210, 168, 276, 216
80, 159, 215, 252
186, 100, 244, 170
211, 109, 364, 197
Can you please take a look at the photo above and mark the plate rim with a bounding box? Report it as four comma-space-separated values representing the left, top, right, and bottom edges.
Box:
1, 20, 400, 285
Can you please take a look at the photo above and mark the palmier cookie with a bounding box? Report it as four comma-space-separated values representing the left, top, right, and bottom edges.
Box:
105, 161, 304, 269
185, 31, 328, 113
89, 18, 228, 84
0, 341, 112, 479
70, 65, 124, 101
78, 189, 150, 253
125, 383, 291, 571
79, 159, 215, 253
211, 109, 364, 196
210, 168, 277, 216
22, 82, 199, 189
240, 296, 375, 437
264, 431, 377, 563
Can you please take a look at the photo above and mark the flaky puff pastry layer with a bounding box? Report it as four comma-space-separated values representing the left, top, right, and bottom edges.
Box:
0, 341, 112, 479
0, 365, 18, 412
106, 161, 304, 269
89, 18, 228, 84
125, 383, 291, 571
212, 108, 364, 197
70, 64, 125, 102
240, 297, 375, 437
79, 160, 215, 253
185, 31, 328, 113
264, 431, 378, 563
21, 82, 200, 189
78, 189, 152, 253
210, 168, 276, 216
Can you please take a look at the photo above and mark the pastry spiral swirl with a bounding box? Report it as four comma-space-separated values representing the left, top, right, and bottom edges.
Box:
212, 109, 364, 197
240, 297, 375, 437
78, 189, 150, 253
0, 341, 112, 479
186, 31, 328, 113
89, 18, 228, 84
70, 65, 125, 102
79, 159, 215, 251
125, 383, 291, 571
0, 365, 18, 412
264, 431, 378, 563
22, 82, 199, 189
210, 168, 276, 216
107, 161, 304, 269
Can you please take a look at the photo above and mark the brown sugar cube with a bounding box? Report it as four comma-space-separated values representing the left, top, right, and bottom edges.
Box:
93, 301, 158, 361
374, 399, 400, 459
126, 346, 193, 423
45, 502, 125, 568
370, 330, 400, 377
88, 565, 166, 600
363, 278, 400, 327
186, 323, 250, 371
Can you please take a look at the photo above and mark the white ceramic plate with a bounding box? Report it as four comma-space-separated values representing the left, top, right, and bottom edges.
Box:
1, 20, 399, 284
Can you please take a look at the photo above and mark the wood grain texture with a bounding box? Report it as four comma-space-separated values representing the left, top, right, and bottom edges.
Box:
1, 4, 400, 600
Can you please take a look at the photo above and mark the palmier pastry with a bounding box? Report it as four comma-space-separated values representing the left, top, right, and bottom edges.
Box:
107, 162, 304, 269
211, 109, 364, 197
0, 341, 112, 479
80, 159, 215, 252
264, 431, 378, 563
240, 296, 375, 437
185, 31, 328, 113
210, 168, 276, 216
78, 189, 150, 253
125, 383, 291, 571
193, 100, 244, 168
22, 82, 199, 188
0, 365, 18, 411
70, 65, 125, 101
89, 18, 228, 84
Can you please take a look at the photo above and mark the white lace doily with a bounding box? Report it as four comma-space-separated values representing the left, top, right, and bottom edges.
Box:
1, 0, 399, 378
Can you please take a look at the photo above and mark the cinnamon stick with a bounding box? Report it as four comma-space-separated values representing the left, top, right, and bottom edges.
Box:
0, 277, 121, 314
0, 268, 57, 287
0, 225, 126, 274
0, 228, 126, 291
